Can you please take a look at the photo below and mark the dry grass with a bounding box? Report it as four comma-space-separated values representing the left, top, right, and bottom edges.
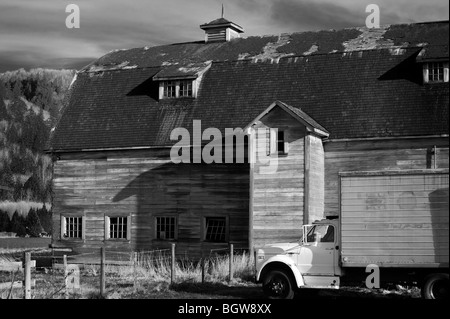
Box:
0, 251, 257, 299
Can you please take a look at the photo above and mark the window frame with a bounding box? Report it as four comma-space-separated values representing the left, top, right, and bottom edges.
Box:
179, 80, 193, 97
104, 215, 131, 241
61, 215, 85, 241
305, 224, 335, 244
160, 79, 196, 99
423, 61, 449, 84
268, 128, 289, 156
155, 215, 178, 241
202, 216, 229, 243
163, 80, 177, 98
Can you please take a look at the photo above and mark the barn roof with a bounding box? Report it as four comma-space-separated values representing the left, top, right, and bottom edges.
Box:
49, 21, 449, 152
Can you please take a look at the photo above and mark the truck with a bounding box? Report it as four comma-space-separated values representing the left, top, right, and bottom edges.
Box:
255, 169, 449, 299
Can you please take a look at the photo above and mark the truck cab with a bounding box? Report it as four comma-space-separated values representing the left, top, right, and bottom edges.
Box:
255, 218, 342, 299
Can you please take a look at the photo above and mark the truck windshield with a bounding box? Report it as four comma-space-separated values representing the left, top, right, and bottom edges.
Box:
306, 225, 334, 243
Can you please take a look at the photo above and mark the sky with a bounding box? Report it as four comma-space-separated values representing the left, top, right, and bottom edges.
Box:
0, 0, 448, 73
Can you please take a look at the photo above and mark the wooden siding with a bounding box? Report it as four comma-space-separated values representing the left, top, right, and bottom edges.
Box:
305, 134, 325, 223
52, 149, 249, 258
324, 138, 449, 216
251, 107, 307, 247
340, 170, 449, 267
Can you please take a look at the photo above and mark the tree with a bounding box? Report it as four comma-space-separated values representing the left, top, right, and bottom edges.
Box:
9, 211, 27, 237
0, 210, 11, 232
37, 205, 52, 235
26, 208, 43, 237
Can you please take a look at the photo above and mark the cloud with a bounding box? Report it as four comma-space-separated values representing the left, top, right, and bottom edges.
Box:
269, 0, 407, 30
0, 0, 448, 73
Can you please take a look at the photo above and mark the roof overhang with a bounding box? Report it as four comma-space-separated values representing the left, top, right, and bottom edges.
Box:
152, 62, 212, 81
244, 100, 330, 138
200, 19, 244, 33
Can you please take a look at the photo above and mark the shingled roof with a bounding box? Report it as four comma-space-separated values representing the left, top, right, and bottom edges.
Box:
50, 21, 449, 152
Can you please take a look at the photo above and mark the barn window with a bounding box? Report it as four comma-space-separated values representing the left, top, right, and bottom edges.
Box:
105, 216, 131, 240
179, 80, 193, 97
423, 62, 449, 83
161, 80, 194, 99
204, 217, 228, 242
163, 81, 176, 98
268, 128, 289, 155
156, 216, 177, 240
61, 216, 85, 240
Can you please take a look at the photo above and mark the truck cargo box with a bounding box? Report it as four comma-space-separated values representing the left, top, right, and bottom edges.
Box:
339, 169, 449, 268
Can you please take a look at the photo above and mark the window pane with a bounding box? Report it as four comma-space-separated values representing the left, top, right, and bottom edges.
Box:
65, 217, 82, 238
164, 81, 176, 98
109, 216, 128, 239
277, 130, 285, 153
205, 217, 226, 242
156, 217, 176, 240
306, 225, 334, 243
179, 80, 193, 97
428, 62, 444, 82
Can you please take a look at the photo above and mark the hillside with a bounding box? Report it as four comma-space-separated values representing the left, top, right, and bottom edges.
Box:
0, 68, 75, 234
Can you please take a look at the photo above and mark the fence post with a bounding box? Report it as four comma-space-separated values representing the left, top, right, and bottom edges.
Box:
201, 257, 205, 284
100, 247, 105, 297
63, 255, 68, 299
171, 243, 176, 284
253, 248, 257, 283
132, 252, 137, 292
229, 243, 234, 283
23, 252, 31, 299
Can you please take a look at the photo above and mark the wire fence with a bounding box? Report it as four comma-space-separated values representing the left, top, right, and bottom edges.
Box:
0, 244, 256, 299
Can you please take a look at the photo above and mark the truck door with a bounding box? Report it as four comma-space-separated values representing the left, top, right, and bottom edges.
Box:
298, 224, 336, 275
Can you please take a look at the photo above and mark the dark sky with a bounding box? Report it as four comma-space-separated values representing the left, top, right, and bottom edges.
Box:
0, 0, 448, 73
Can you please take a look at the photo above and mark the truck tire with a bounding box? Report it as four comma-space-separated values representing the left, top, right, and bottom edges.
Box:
262, 270, 295, 299
422, 273, 449, 300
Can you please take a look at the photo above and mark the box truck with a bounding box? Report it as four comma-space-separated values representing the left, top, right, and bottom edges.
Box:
255, 169, 449, 299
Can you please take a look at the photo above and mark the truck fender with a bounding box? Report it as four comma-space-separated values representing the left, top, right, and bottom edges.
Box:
257, 255, 305, 287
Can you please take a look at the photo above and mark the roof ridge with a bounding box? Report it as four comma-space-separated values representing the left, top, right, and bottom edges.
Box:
100, 20, 449, 57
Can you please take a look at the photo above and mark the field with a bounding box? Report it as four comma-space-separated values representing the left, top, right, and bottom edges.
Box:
0, 237, 51, 252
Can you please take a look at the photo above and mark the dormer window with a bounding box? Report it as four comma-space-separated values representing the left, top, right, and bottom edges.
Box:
423, 62, 449, 83
179, 80, 193, 97
163, 81, 176, 98
154, 62, 212, 100
161, 79, 194, 99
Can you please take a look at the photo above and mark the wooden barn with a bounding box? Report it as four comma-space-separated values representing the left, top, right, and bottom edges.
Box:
48, 18, 449, 258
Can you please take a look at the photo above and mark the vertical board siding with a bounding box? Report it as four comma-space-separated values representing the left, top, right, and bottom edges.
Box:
52, 149, 249, 258
252, 108, 307, 247
340, 171, 449, 267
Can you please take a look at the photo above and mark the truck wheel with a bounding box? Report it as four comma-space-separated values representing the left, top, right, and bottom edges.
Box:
422, 273, 449, 300
262, 270, 295, 299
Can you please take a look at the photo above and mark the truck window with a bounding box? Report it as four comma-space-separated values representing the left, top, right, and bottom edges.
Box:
306, 225, 334, 243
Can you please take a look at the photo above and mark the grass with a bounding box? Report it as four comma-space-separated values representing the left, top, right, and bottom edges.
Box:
0, 251, 259, 299
0, 250, 421, 299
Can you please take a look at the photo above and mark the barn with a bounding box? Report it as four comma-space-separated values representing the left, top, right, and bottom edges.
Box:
48, 17, 449, 258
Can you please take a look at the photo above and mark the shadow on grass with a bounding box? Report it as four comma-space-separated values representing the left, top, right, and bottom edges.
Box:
170, 281, 266, 299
